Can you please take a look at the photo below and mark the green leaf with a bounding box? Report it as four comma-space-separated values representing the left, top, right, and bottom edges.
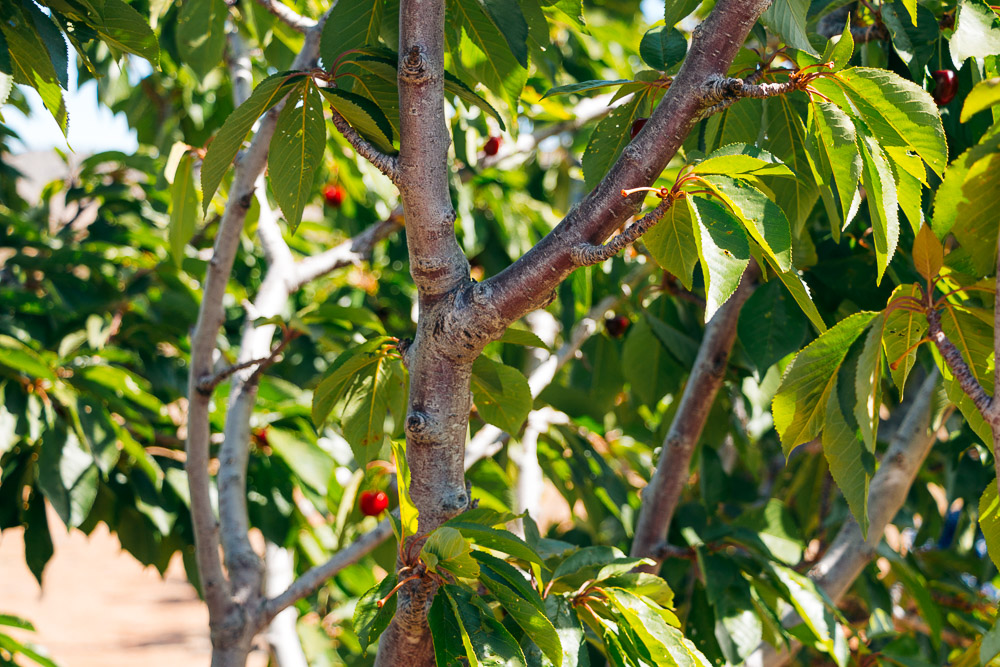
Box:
737, 279, 809, 372
761, 0, 816, 55
497, 326, 548, 348
761, 96, 819, 232
0, 3, 67, 134
540, 79, 631, 99
950, 0, 1000, 69
772, 311, 877, 456
429, 590, 469, 666
475, 0, 530, 68
858, 133, 899, 284
445, 585, 528, 667
479, 564, 563, 666
693, 144, 794, 178
853, 312, 885, 453
269, 81, 326, 232
664, 0, 699, 28
321, 87, 395, 153
932, 132, 1000, 241
882, 284, 927, 394
962, 77, 1000, 122
448, 522, 545, 565
444, 71, 506, 129
312, 336, 393, 425
582, 94, 650, 190
980, 482, 1000, 580
472, 551, 545, 610
168, 152, 199, 268
701, 174, 793, 272
550, 545, 623, 587
37, 428, 99, 528
421, 526, 481, 578
265, 427, 334, 496
0, 335, 55, 381
175, 0, 227, 78
201, 72, 306, 213
770, 266, 827, 334
881, 2, 937, 78
623, 316, 682, 406
936, 305, 994, 444
604, 588, 712, 667
638, 26, 686, 70
470, 355, 531, 433
354, 573, 397, 655
766, 563, 835, 654
810, 101, 861, 233
391, 439, 420, 537
820, 16, 853, 70
734, 499, 804, 565
23, 1, 69, 89
23, 491, 53, 585
643, 195, 699, 290
689, 196, 751, 321
320, 0, 385, 67
938, 151, 1000, 277
827, 67, 948, 177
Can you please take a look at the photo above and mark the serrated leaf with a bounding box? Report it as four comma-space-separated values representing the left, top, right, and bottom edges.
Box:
83, 0, 159, 64
550, 545, 623, 587
175, 0, 227, 78
827, 67, 948, 177
0, 3, 67, 134
950, 0, 1000, 69
772, 311, 877, 456
825, 379, 872, 535
643, 195, 699, 290
470, 355, 531, 433
354, 573, 397, 655
322, 87, 394, 153
445, 585, 528, 667
429, 590, 469, 666
480, 565, 563, 666
269, 81, 326, 232
23, 1, 69, 89
693, 143, 794, 178
820, 16, 853, 70
689, 196, 751, 321
449, 522, 544, 565
912, 223, 943, 280
961, 77, 1000, 122
761, 0, 816, 55
701, 175, 793, 272
475, 0, 530, 67
540, 78, 630, 99
937, 151, 1000, 277
858, 133, 899, 284
391, 439, 419, 538
639, 26, 686, 70
882, 284, 927, 394
168, 152, 199, 268
604, 588, 712, 667
444, 71, 506, 129
498, 326, 548, 348
882, 1, 937, 78
201, 72, 306, 213
761, 96, 819, 232
810, 101, 861, 232
421, 526, 480, 578
320, 0, 385, 68
737, 279, 809, 372
853, 312, 885, 453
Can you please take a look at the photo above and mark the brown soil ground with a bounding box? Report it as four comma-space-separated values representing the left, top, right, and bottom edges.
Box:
0, 505, 268, 667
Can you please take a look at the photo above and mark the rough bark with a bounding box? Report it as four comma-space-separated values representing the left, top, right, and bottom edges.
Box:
629, 264, 759, 568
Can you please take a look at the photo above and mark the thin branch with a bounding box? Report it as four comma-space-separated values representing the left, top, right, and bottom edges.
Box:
197, 349, 281, 393
629, 262, 760, 569
926, 307, 993, 421
329, 110, 400, 183
571, 195, 676, 266
254, 0, 317, 32
263, 518, 394, 621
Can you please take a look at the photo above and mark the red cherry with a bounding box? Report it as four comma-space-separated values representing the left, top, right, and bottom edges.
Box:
359, 490, 389, 516
605, 315, 631, 337
322, 183, 346, 207
483, 136, 502, 156
630, 118, 648, 140
931, 70, 957, 106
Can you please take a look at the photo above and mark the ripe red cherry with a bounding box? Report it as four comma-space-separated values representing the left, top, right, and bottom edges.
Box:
630, 118, 648, 140
605, 315, 631, 337
931, 70, 957, 106
359, 490, 389, 516
322, 183, 346, 207
483, 136, 502, 156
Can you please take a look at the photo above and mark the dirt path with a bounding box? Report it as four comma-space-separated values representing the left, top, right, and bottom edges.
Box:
0, 505, 268, 667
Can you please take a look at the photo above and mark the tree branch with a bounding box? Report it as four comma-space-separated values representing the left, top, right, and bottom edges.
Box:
747, 371, 945, 667
329, 110, 400, 183
571, 195, 676, 265
185, 12, 328, 626
254, 0, 317, 32
926, 307, 993, 421
474, 0, 773, 327
629, 262, 759, 569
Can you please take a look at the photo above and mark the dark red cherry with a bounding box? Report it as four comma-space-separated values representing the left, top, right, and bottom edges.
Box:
931, 70, 957, 106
